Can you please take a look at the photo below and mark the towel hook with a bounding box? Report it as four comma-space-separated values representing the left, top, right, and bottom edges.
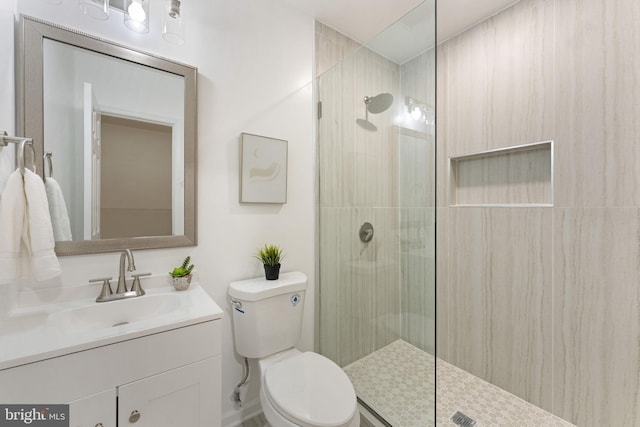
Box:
0, 130, 36, 175
44, 152, 53, 179
18, 139, 36, 175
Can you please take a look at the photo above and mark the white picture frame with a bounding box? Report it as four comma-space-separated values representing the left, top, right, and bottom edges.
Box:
240, 133, 288, 204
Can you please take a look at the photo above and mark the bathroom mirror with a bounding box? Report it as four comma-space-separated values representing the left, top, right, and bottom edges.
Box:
17, 16, 197, 255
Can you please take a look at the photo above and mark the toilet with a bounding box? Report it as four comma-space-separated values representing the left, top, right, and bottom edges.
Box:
229, 272, 360, 427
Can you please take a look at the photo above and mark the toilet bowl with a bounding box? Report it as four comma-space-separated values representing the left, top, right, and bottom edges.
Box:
258, 349, 359, 427
229, 272, 360, 427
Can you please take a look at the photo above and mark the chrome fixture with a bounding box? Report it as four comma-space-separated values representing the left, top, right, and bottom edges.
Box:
364, 93, 394, 114
91, 276, 114, 301
117, 249, 136, 293
163, 0, 185, 44
0, 130, 35, 176
130, 272, 151, 295
359, 222, 374, 243
44, 152, 53, 180
356, 93, 394, 131
92, 249, 150, 302
71, 0, 185, 43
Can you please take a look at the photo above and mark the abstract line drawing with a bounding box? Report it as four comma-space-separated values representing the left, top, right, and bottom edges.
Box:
240, 133, 288, 203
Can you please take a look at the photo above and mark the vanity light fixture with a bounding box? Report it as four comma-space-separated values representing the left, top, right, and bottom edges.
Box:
76, 0, 184, 42
162, 0, 185, 45
405, 96, 434, 125
79, 0, 110, 20
123, 0, 149, 33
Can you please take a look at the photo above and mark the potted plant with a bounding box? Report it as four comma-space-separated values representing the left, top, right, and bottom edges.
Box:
169, 256, 195, 291
255, 244, 284, 280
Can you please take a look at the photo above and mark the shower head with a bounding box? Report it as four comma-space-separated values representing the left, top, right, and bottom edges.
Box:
364, 93, 394, 114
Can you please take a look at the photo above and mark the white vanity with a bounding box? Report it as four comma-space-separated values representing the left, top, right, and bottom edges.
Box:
0, 279, 223, 427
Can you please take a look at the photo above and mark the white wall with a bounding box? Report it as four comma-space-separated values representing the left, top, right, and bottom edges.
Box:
10, 1, 315, 425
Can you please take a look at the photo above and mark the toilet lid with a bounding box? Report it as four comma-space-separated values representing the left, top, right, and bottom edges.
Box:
264, 352, 357, 427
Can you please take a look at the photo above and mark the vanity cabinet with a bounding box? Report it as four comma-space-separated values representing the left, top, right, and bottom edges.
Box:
118, 358, 219, 427
69, 390, 116, 427
0, 320, 222, 427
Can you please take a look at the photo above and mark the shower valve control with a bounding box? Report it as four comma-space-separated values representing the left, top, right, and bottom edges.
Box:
359, 222, 374, 243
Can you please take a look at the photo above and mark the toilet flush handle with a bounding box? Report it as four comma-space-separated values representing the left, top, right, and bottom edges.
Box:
231, 300, 244, 313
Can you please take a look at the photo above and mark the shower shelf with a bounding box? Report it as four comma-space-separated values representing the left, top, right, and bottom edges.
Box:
449, 140, 553, 207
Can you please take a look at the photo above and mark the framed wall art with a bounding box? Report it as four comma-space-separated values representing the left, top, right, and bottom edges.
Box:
240, 133, 288, 204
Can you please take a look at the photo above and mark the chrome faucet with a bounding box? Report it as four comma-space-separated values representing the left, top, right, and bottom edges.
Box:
116, 249, 136, 294
91, 249, 151, 302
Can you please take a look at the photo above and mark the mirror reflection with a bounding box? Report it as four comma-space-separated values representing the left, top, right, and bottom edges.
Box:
43, 38, 185, 242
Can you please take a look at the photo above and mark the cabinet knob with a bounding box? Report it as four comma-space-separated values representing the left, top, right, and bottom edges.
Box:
95, 424, 104, 427
129, 410, 141, 423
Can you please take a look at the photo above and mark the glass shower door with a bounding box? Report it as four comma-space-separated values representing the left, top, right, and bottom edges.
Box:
316, 2, 436, 425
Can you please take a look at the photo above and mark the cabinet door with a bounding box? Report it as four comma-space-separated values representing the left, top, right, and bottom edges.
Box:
69, 389, 116, 427
118, 356, 220, 427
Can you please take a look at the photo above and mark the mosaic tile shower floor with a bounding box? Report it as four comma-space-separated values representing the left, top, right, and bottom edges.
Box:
343, 339, 575, 427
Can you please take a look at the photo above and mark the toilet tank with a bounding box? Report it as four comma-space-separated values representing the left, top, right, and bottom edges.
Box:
229, 272, 307, 358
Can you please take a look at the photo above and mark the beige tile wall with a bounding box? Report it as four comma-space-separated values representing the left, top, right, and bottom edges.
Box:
448, 208, 553, 411
439, 0, 640, 425
316, 21, 436, 366
316, 22, 403, 367
553, 208, 640, 425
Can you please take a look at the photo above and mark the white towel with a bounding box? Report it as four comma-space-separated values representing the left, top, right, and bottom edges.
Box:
45, 177, 72, 242
23, 169, 61, 282
0, 146, 12, 197
0, 170, 26, 284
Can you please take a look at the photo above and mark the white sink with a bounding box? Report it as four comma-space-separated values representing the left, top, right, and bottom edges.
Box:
47, 293, 181, 332
0, 279, 223, 370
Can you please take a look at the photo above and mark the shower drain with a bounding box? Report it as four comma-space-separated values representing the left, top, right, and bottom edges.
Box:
451, 411, 476, 427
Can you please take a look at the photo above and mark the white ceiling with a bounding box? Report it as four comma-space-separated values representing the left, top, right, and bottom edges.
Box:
278, 0, 520, 61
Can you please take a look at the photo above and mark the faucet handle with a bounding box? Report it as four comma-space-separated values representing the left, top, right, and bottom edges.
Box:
130, 272, 151, 296
90, 277, 113, 302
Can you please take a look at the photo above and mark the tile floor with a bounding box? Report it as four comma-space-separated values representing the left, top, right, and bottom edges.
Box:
238, 412, 267, 427
344, 339, 575, 427
241, 339, 575, 427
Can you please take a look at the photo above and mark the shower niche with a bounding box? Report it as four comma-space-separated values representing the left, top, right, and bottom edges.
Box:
449, 140, 553, 206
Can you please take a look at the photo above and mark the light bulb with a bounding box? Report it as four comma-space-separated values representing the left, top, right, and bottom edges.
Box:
411, 106, 423, 121
128, 0, 146, 21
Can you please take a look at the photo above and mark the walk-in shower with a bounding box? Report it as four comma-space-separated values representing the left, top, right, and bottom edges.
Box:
317, 0, 584, 425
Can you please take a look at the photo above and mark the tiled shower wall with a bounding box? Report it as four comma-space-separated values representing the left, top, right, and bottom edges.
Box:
316, 22, 436, 366
437, 0, 640, 425
317, 23, 403, 367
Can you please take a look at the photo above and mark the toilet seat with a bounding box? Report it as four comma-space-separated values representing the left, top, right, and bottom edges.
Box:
264, 351, 357, 427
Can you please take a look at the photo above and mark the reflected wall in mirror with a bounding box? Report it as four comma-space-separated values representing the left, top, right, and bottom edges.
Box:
18, 16, 197, 255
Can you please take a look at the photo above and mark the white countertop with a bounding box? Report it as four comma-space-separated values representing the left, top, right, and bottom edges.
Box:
0, 278, 223, 371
